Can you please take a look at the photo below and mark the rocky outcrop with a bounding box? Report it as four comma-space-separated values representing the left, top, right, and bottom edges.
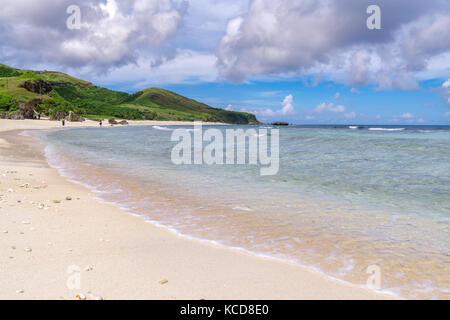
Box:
10, 111, 25, 120
67, 111, 85, 122
19, 80, 52, 95
18, 98, 41, 119
271, 122, 289, 126
50, 112, 67, 121
0, 111, 25, 120
48, 111, 85, 121
108, 118, 128, 125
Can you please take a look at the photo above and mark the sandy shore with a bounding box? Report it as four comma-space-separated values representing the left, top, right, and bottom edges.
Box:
0, 119, 395, 300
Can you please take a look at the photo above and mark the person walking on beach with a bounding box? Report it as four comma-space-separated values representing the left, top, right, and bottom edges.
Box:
62, 119, 65, 126
99, 120, 102, 127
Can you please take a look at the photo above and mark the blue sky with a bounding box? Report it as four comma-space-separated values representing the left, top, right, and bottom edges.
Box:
1, 0, 449, 124
144, 79, 448, 125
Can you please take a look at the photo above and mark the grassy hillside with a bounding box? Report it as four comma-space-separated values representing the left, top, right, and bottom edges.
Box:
0, 63, 259, 124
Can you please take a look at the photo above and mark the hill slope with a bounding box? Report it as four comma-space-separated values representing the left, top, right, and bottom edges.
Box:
0, 63, 259, 124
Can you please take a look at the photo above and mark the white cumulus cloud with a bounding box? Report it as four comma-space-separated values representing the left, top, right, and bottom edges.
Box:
216, 0, 450, 90
400, 112, 415, 119
0, 0, 185, 72
246, 94, 297, 119
311, 103, 347, 115
437, 78, 450, 106
443, 79, 450, 88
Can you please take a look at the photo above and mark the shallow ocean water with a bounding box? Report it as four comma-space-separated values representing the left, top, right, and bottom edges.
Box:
35, 124, 450, 299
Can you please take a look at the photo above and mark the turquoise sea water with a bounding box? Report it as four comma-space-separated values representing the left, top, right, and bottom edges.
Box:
35, 125, 450, 299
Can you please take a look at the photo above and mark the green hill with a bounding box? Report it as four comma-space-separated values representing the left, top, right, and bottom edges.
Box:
0, 63, 259, 124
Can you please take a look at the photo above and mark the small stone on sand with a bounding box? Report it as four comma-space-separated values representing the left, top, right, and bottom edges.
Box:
16, 289, 24, 294
24, 247, 32, 252
75, 294, 86, 300
65, 196, 72, 201
159, 279, 169, 285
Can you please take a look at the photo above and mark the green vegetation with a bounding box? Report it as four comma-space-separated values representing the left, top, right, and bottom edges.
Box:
0, 92, 17, 112
0, 63, 259, 124
0, 64, 21, 77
